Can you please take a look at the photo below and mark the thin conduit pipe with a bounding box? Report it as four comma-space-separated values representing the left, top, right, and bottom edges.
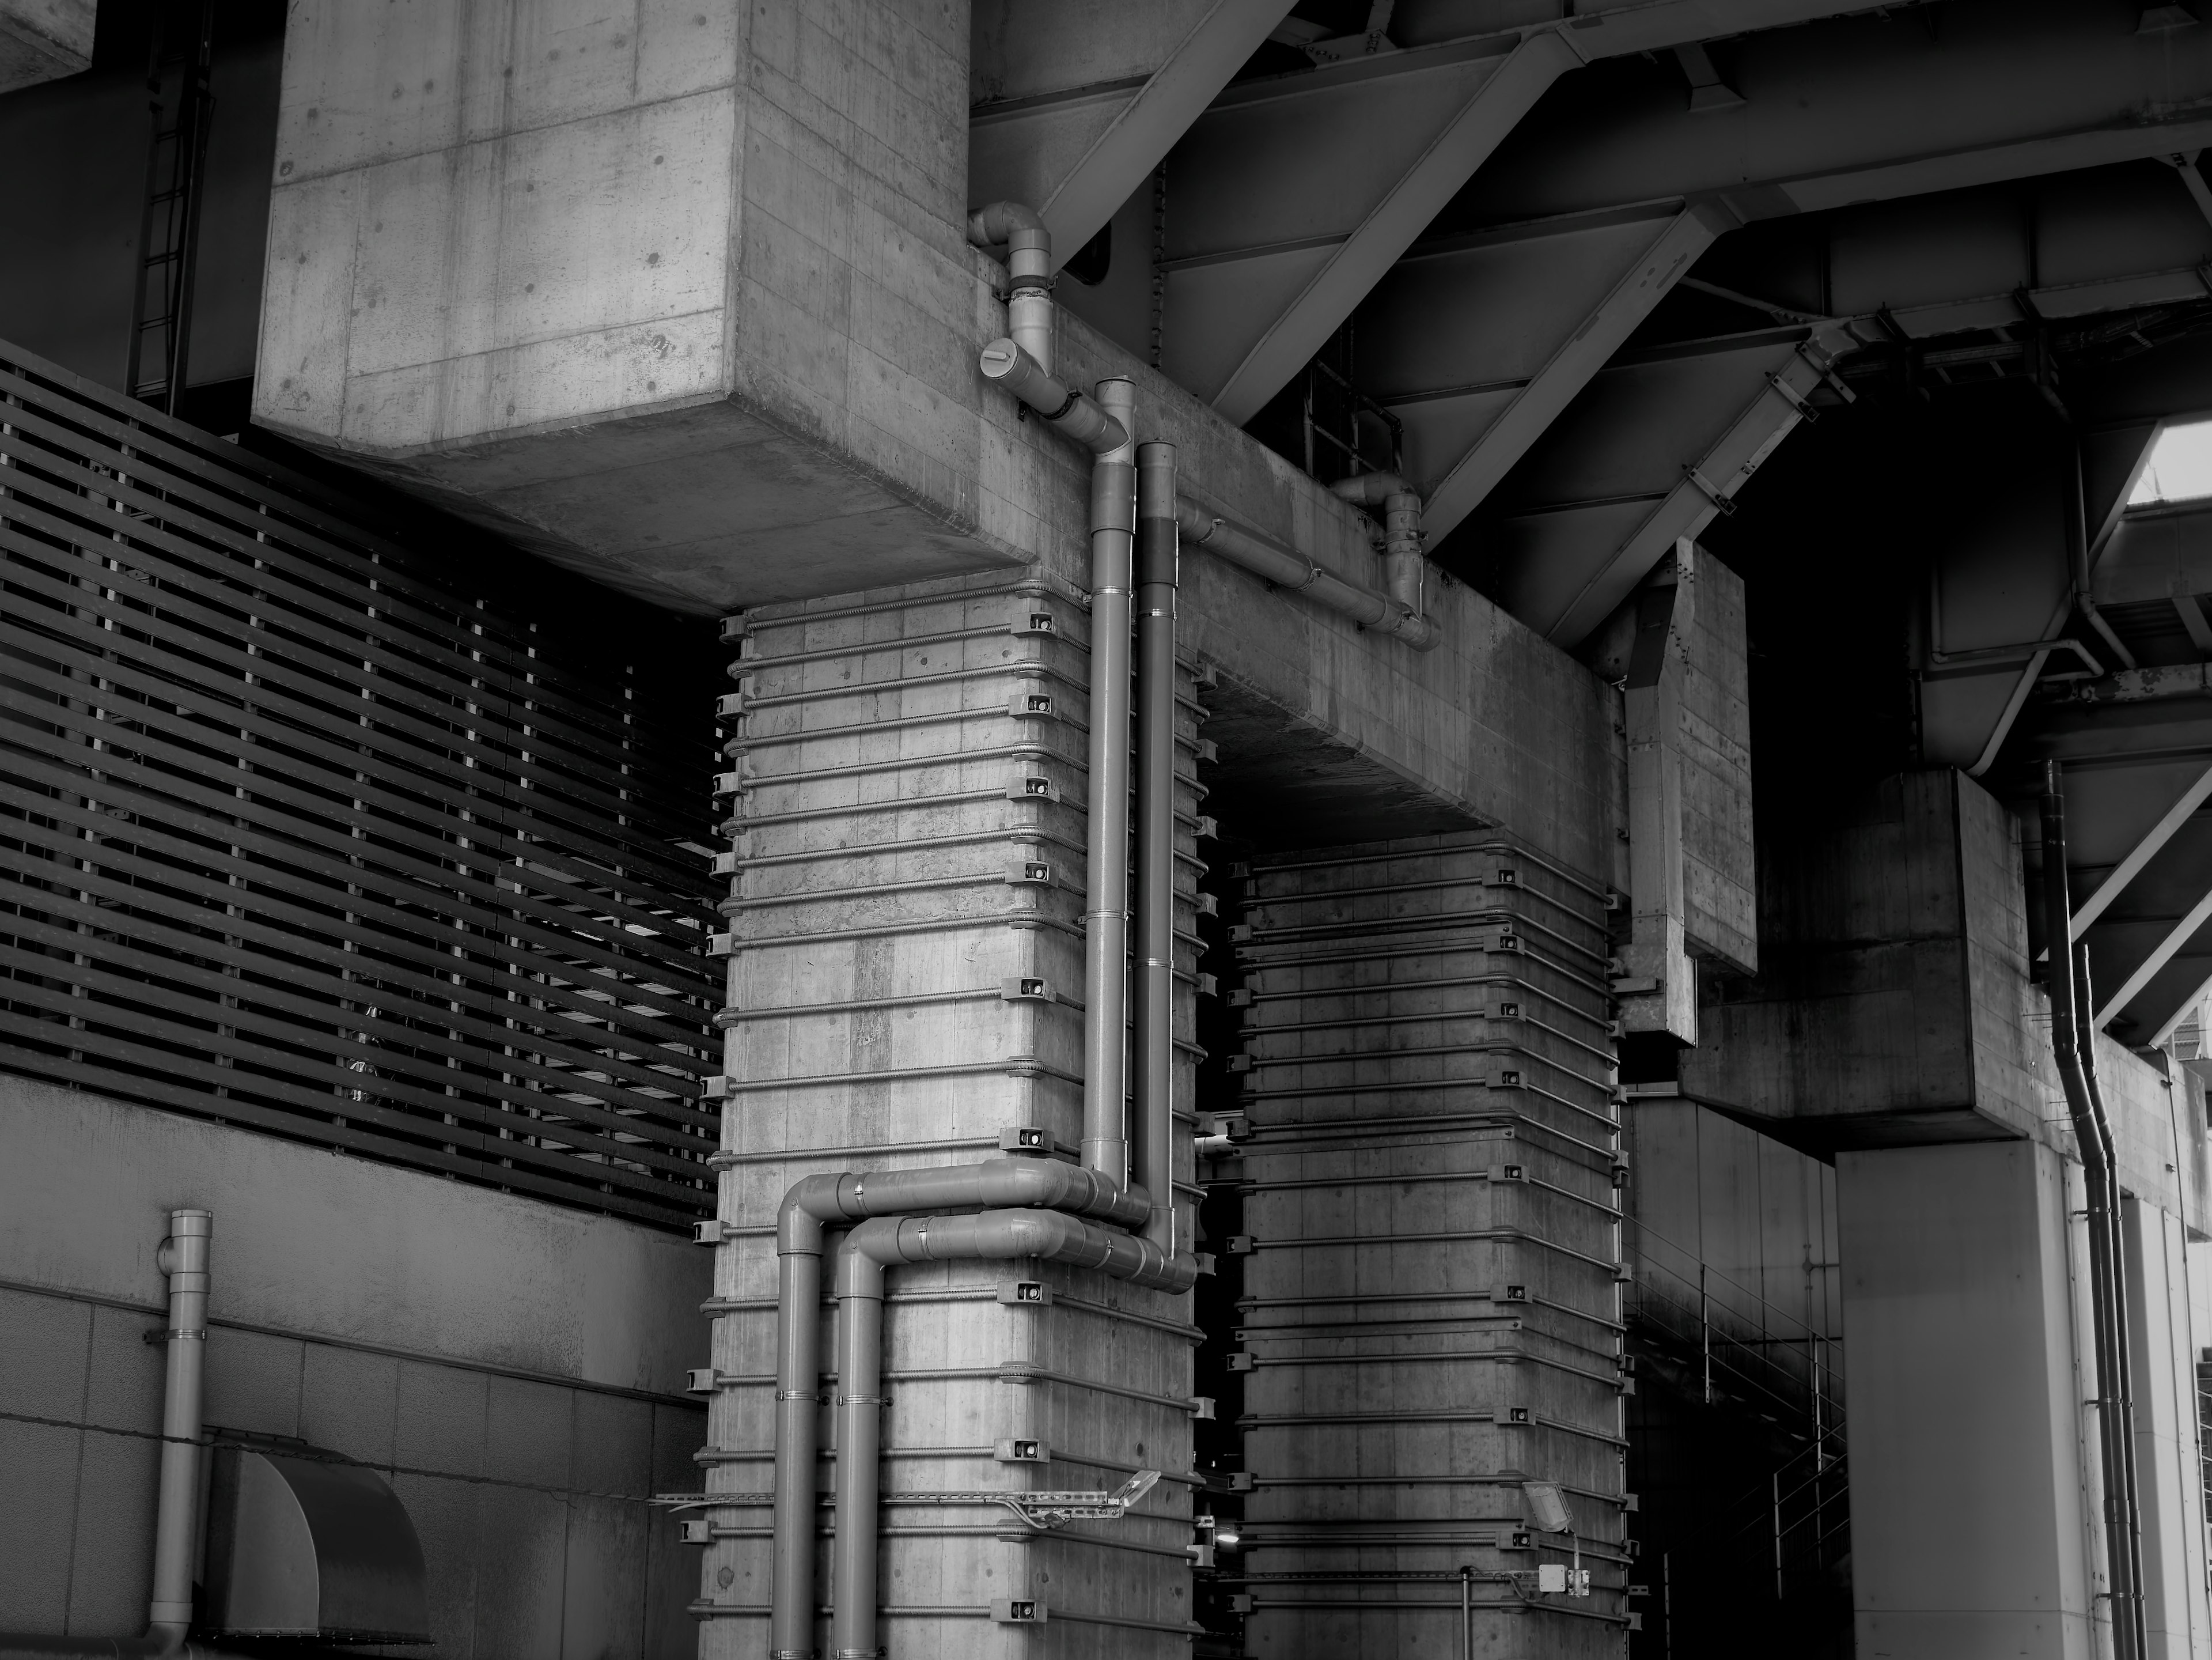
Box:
1173, 497, 1440, 650
769, 1164, 1175, 1659
832, 1213, 1197, 1660
1134, 440, 1179, 1254
2040, 763, 2147, 1660
2075, 942, 2149, 1651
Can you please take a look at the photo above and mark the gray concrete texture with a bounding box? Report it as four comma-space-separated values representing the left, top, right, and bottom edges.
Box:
1224, 836, 1626, 1658
1683, 769, 2212, 1228
0, 1079, 709, 1654
699, 573, 1205, 1656
247, 0, 1623, 891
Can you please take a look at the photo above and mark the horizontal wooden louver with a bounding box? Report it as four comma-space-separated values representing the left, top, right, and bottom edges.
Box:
0, 341, 721, 1228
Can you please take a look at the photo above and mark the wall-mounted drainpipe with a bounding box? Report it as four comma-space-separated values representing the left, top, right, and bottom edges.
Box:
1173, 496, 1440, 651
2073, 941, 2148, 1655
150, 1209, 212, 1650
830, 1213, 1194, 1660
768, 1164, 1157, 1658
1331, 472, 1427, 627
2039, 763, 2146, 1660
1082, 380, 1139, 1181
1134, 441, 1180, 1254
967, 202, 1052, 373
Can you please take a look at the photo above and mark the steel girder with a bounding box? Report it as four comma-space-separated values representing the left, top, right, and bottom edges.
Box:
968, 0, 1296, 265
1475, 323, 1857, 642
1384, 2, 2212, 649
1149, 0, 1906, 423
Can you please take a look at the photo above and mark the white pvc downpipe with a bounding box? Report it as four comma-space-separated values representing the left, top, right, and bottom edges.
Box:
1132, 442, 1180, 1254
1174, 494, 1440, 650
150, 1209, 212, 1648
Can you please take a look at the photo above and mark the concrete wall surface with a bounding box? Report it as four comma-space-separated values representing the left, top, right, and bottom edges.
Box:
1623, 1099, 1842, 1357
1837, 1140, 2099, 1660
0, 1077, 710, 1655
2123, 1196, 2212, 1660
1686, 767, 2212, 1225
246, 0, 1623, 884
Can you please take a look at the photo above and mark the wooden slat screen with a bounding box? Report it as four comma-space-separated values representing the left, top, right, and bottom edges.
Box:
0, 340, 722, 1228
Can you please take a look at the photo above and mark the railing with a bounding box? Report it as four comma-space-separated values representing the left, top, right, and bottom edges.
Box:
0, 338, 723, 1227
1626, 1212, 1845, 1433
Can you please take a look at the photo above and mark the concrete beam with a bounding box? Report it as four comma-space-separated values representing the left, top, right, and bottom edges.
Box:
0, 0, 93, 93
968, 0, 1294, 266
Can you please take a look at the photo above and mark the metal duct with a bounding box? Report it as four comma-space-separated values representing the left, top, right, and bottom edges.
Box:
202, 1443, 431, 1643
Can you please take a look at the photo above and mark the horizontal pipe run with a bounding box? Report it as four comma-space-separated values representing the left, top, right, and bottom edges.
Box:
1173, 497, 1441, 650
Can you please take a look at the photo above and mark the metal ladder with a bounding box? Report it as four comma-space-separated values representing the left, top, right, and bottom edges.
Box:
126, 0, 217, 413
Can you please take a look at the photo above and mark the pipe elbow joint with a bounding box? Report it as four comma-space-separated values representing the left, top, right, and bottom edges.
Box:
777, 1174, 845, 1253
968, 201, 1046, 248
1383, 607, 1444, 652
1330, 472, 1414, 508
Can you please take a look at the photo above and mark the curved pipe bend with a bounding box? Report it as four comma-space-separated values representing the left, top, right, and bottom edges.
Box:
778, 1158, 1150, 1252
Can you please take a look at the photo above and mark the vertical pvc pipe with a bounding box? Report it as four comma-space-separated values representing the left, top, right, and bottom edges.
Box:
1081, 379, 1137, 1181
1005, 228, 1054, 376
147, 1208, 211, 1646
831, 1251, 887, 1660
1458, 1564, 1472, 1660
771, 1232, 827, 1660
1133, 441, 1180, 1251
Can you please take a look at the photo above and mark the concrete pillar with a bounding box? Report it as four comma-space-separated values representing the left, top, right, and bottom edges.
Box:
1836, 1141, 2100, 1659
698, 569, 1205, 1658
2123, 1194, 2212, 1660
1224, 835, 1624, 1657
